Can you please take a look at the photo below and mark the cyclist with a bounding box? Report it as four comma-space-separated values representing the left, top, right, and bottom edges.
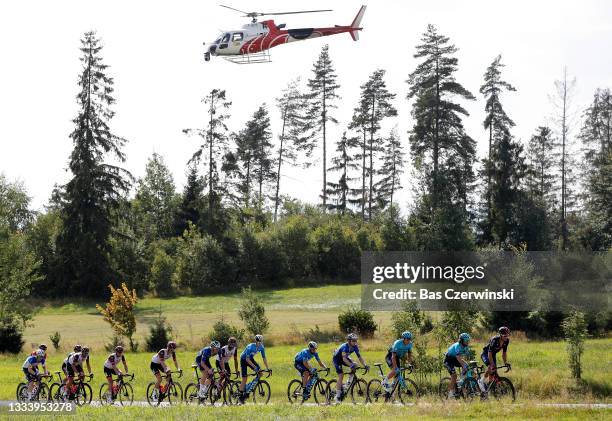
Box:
103, 345, 129, 403
480, 326, 511, 391
216, 337, 239, 389
22, 349, 47, 400
150, 341, 181, 401
382, 331, 414, 393
66, 346, 93, 399
444, 333, 471, 399
61, 345, 83, 377
238, 334, 271, 403
195, 341, 221, 398
294, 341, 327, 400
29, 344, 49, 376
332, 333, 368, 404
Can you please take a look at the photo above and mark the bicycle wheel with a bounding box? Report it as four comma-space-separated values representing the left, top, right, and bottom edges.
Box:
16, 383, 27, 402
287, 379, 302, 404
118, 383, 134, 406
184, 383, 200, 405
167, 382, 183, 405
491, 377, 515, 402
325, 379, 338, 404
75, 383, 92, 406
366, 379, 384, 403
99, 383, 112, 405
397, 378, 419, 404
350, 378, 368, 405
438, 377, 460, 400
460, 378, 480, 401
209, 384, 224, 406
228, 381, 241, 405
146, 382, 161, 407
313, 379, 328, 405
252, 380, 271, 404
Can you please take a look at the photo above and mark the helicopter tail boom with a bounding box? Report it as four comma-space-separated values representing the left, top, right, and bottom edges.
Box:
349, 5, 366, 41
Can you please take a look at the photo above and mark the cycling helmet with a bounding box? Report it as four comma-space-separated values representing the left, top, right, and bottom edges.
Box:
401, 331, 413, 340
228, 337, 237, 346
459, 333, 471, 343
74, 344, 82, 352
254, 334, 263, 343
82, 346, 90, 355
210, 341, 221, 349
115, 346, 124, 353
498, 326, 510, 336
167, 341, 177, 349
36, 349, 45, 358
347, 333, 358, 341
308, 341, 318, 350
39, 344, 48, 351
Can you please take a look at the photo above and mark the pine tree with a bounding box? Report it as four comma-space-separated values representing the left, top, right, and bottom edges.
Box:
348, 95, 370, 219
184, 89, 231, 233
406, 25, 476, 249
304, 45, 340, 209
479, 55, 516, 240
173, 163, 204, 236
274, 79, 307, 221
134, 153, 177, 241
250, 105, 275, 209
57, 32, 131, 296
359, 70, 398, 219
525, 126, 557, 208
375, 128, 405, 211
326, 131, 359, 213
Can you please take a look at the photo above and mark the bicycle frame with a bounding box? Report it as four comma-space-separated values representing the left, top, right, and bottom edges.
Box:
245, 369, 271, 393
336, 366, 368, 399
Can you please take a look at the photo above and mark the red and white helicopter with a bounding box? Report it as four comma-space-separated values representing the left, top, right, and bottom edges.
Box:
204, 5, 366, 64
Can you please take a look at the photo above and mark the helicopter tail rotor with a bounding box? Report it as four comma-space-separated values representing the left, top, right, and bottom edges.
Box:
349, 5, 366, 41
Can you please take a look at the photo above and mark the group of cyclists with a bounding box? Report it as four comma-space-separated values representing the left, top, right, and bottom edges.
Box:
20, 326, 511, 404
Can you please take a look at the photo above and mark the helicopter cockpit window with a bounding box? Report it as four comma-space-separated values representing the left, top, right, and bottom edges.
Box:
214, 36, 222, 44
221, 33, 230, 43
232, 32, 243, 42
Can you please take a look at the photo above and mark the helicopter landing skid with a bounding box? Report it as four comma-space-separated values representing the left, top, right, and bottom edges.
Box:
222, 50, 271, 64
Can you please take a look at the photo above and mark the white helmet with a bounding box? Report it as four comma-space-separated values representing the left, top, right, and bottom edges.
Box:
36, 349, 45, 358
347, 333, 358, 341
255, 334, 263, 342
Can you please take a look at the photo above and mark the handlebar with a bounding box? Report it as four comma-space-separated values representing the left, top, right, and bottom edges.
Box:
252, 368, 272, 378
117, 373, 135, 381
317, 367, 330, 377
76, 373, 94, 382
163, 369, 183, 379
38, 374, 53, 382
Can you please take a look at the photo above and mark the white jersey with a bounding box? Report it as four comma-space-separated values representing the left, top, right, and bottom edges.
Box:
104, 352, 125, 369
152, 348, 173, 364
63, 352, 74, 365
216, 345, 237, 363
68, 352, 88, 366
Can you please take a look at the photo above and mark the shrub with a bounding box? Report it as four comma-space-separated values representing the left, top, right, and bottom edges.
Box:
439, 310, 480, 341
96, 282, 138, 351
208, 319, 245, 345
311, 221, 360, 280
338, 307, 377, 338
275, 215, 314, 276
49, 331, 61, 350
390, 302, 426, 338
562, 309, 588, 379
104, 335, 125, 353
146, 310, 172, 352
303, 325, 341, 344
149, 248, 176, 297
237, 287, 269, 336
0, 320, 24, 353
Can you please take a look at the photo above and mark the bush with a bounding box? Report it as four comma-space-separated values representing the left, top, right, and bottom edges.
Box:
303, 325, 341, 344
275, 215, 314, 277
237, 287, 269, 336
208, 319, 245, 346
0, 321, 24, 353
390, 302, 426, 338
338, 307, 377, 338
562, 309, 588, 379
439, 310, 480, 341
105, 335, 125, 353
311, 221, 360, 280
145, 311, 172, 352
149, 248, 176, 297
49, 331, 61, 350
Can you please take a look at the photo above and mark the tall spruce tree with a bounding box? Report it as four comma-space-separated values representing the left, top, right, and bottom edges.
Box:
274, 79, 307, 221
348, 95, 370, 219
184, 89, 231, 233
526, 126, 557, 207
173, 163, 204, 236
479, 55, 516, 241
406, 24, 476, 249
304, 45, 340, 209
57, 32, 131, 296
358, 69, 398, 219
251, 105, 275, 209
375, 128, 405, 210
326, 131, 358, 213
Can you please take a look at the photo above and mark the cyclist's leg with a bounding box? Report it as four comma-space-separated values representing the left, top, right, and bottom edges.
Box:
239, 358, 248, 392
333, 355, 344, 396
104, 367, 114, 399
444, 355, 459, 393
150, 362, 163, 392
295, 361, 308, 387
385, 352, 398, 381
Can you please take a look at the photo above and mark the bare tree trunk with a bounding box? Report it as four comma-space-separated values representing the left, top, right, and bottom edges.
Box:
274, 110, 287, 222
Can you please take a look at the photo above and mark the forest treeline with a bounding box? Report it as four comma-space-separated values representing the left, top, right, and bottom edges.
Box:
1, 27, 611, 339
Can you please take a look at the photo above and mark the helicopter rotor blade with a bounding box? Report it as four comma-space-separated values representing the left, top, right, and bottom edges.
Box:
219, 4, 249, 15
252, 9, 333, 17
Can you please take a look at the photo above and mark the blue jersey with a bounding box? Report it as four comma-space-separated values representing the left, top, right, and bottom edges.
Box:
389, 339, 413, 358
333, 342, 361, 359
294, 348, 320, 363
22, 356, 43, 370
197, 347, 212, 359
446, 342, 469, 358
241, 343, 266, 360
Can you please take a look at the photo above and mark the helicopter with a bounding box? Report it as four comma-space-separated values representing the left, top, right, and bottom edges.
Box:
204, 5, 366, 64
